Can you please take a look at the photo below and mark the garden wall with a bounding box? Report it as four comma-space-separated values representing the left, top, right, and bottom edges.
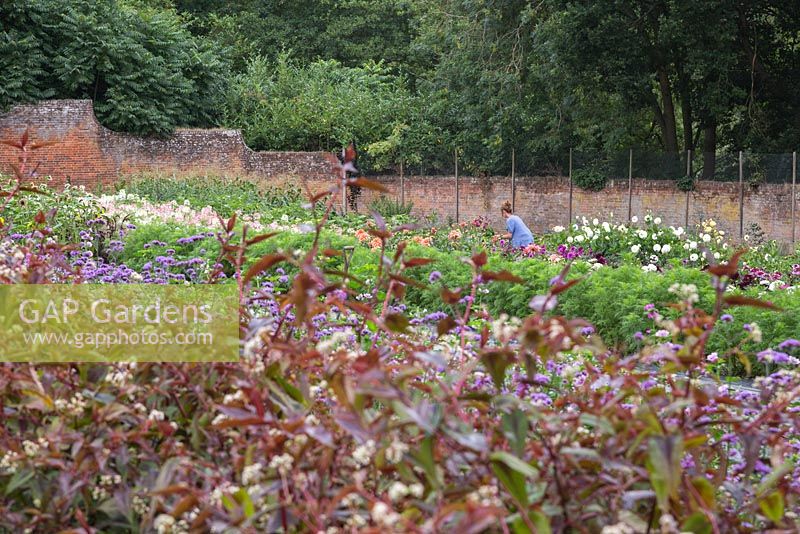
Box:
1, 100, 797, 243
0, 100, 337, 189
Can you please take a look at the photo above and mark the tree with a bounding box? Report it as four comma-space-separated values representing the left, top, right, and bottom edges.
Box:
0, 0, 228, 136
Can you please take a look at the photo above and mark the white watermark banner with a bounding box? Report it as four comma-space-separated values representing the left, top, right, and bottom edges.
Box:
0, 285, 239, 362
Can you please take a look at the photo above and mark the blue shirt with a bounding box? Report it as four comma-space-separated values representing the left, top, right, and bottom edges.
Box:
506, 215, 534, 247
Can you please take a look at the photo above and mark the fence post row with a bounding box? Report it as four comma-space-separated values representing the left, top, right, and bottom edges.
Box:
454, 148, 459, 223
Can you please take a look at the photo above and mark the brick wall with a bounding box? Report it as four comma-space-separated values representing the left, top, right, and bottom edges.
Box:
1, 100, 798, 243
258, 173, 797, 243
0, 100, 338, 189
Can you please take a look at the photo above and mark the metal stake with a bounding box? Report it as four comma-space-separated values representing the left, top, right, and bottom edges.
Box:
400, 160, 405, 206
511, 148, 516, 212
792, 152, 797, 244
455, 148, 459, 223
739, 151, 744, 239
685, 149, 691, 228
568, 148, 573, 227
627, 148, 633, 221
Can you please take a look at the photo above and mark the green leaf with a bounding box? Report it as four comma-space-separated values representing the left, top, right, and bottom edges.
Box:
480, 349, 515, 390
491, 458, 528, 506
237, 487, 256, 518
510, 511, 550, 534
502, 410, 528, 457
4, 469, 34, 495
690, 476, 716, 510
759, 491, 784, 524
490, 451, 539, 478
645, 435, 683, 513
681, 512, 712, 534
530, 510, 552, 534
411, 436, 440, 488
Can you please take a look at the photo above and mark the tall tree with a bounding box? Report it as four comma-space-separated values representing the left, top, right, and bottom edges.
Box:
0, 0, 227, 135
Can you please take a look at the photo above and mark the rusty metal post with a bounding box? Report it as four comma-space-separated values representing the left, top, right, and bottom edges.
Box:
511, 148, 516, 212
568, 148, 573, 227
627, 148, 633, 221
792, 151, 797, 244
685, 149, 691, 228
739, 151, 744, 239
454, 148, 459, 223
400, 160, 405, 206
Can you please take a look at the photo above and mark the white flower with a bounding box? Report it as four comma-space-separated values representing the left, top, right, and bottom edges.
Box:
637, 230, 647, 239
592, 218, 599, 226
567, 236, 574, 243
602, 222, 611, 232
690, 253, 699, 261
749, 323, 763, 343
408, 483, 424, 498
148, 410, 165, 422
655, 330, 670, 338
154, 514, 176, 534
654, 217, 661, 224
653, 244, 661, 252
388, 482, 409, 501
702, 233, 712, 243
242, 463, 264, 486
385, 440, 409, 464
713, 252, 720, 259
575, 235, 585, 243
661, 244, 671, 253
689, 241, 698, 250
353, 440, 376, 467
630, 244, 641, 254
552, 226, 565, 232
631, 216, 639, 223
269, 453, 294, 476
371, 502, 400, 528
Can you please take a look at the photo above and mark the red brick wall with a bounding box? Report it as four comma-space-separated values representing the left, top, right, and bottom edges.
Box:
2, 100, 798, 243
0, 100, 337, 189
258, 174, 797, 243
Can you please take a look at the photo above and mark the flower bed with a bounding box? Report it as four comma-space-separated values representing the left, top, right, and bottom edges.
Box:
0, 164, 799, 531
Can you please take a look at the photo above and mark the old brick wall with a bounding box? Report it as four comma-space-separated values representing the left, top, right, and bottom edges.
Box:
0, 100, 338, 188
1, 100, 797, 243
352, 175, 798, 244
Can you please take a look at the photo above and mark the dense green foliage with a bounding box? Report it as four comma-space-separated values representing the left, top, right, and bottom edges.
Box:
0, 0, 227, 135
4, 0, 800, 175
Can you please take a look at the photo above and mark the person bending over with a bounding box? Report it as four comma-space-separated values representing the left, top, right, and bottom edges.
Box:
499, 201, 533, 247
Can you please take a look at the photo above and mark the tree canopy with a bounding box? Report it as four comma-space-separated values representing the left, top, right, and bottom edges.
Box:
3, 0, 800, 176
